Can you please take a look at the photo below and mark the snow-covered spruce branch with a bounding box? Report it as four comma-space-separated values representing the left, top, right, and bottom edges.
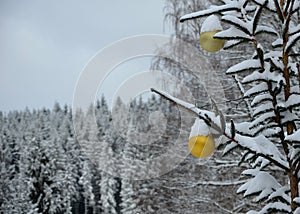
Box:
175, 0, 300, 212
151, 88, 290, 172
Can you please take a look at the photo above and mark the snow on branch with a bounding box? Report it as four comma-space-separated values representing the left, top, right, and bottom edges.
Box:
237, 171, 281, 202
150, 88, 223, 133
226, 59, 261, 74
286, 31, 300, 52
286, 94, 300, 109
221, 15, 252, 35
180, 3, 241, 22
242, 66, 283, 84
214, 27, 253, 41
234, 134, 288, 169
285, 129, 300, 143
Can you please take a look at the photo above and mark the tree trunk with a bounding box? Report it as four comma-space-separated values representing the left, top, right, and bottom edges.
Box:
289, 170, 299, 211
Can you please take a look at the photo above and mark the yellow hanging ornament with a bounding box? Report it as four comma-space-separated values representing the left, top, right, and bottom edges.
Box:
188, 135, 215, 158
200, 15, 225, 53
188, 119, 215, 158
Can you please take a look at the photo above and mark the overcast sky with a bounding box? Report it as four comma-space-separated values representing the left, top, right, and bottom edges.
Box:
0, 0, 168, 111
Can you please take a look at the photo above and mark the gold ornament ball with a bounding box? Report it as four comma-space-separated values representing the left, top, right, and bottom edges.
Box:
188, 135, 215, 158
200, 30, 225, 53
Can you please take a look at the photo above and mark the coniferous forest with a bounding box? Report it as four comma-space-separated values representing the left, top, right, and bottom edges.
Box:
0, 95, 256, 213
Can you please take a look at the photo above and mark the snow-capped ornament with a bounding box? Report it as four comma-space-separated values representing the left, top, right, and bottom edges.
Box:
200, 15, 225, 53
188, 118, 215, 158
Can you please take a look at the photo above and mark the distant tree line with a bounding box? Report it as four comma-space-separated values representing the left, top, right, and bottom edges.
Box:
0, 95, 261, 214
